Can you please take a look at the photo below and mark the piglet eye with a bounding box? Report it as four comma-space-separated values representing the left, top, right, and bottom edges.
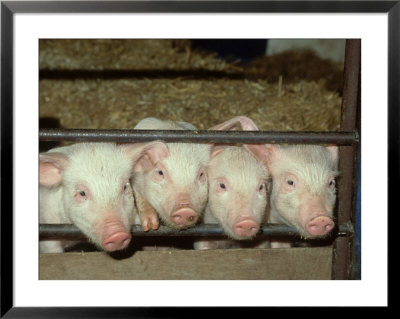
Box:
329, 180, 335, 188
219, 183, 226, 189
74, 186, 89, 204
287, 180, 294, 186
158, 170, 164, 176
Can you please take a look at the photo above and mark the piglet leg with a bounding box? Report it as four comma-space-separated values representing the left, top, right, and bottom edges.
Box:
135, 190, 159, 231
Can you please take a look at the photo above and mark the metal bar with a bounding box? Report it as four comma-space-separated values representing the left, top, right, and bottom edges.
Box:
39, 128, 359, 145
338, 39, 361, 223
332, 39, 361, 280
39, 222, 354, 240
340, 39, 361, 132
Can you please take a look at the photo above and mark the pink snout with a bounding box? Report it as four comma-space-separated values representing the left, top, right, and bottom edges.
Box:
233, 218, 259, 238
306, 216, 335, 236
170, 208, 198, 228
102, 231, 131, 252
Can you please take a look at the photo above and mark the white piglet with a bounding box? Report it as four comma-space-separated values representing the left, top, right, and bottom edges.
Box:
132, 117, 210, 230
39, 142, 162, 253
237, 141, 339, 245
194, 116, 270, 249
204, 146, 269, 237
196, 116, 339, 249
265, 144, 339, 240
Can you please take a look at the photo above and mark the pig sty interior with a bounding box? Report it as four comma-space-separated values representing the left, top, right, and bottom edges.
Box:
39, 39, 344, 251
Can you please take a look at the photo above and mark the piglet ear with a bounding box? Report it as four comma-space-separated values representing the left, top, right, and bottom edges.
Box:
262, 144, 281, 172
208, 116, 259, 157
122, 141, 169, 173
209, 116, 259, 131
142, 141, 169, 165
243, 144, 270, 168
325, 145, 339, 169
235, 116, 259, 131
39, 152, 70, 187
210, 145, 227, 159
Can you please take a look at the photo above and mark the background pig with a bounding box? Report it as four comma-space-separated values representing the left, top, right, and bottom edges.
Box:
132, 117, 210, 230
265, 144, 339, 240
194, 116, 270, 249
39, 142, 162, 253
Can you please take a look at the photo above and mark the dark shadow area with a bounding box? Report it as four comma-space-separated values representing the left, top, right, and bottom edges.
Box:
63, 237, 197, 260
192, 39, 268, 64
39, 69, 248, 80
109, 236, 196, 260
245, 50, 344, 95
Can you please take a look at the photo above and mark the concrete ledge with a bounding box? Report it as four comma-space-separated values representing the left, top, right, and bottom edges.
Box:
40, 247, 332, 280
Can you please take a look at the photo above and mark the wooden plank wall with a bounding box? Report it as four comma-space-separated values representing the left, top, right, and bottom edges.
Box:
39, 247, 332, 280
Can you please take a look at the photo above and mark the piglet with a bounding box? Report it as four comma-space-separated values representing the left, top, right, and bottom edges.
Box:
239, 141, 339, 246
195, 146, 270, 247
265, 144, 339, 241
194, 116, 270, 249
132, 117, 210, 230
39, 142, 163, 253
196, 117, 339, 249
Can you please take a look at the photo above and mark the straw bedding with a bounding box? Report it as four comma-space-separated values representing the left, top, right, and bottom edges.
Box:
39, 39, 343, 132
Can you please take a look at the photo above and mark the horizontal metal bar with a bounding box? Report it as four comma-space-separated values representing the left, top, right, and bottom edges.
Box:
39, 128, 359, 145
39, 222, 353, 240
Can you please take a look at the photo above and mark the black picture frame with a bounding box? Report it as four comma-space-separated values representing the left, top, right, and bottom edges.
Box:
1, 1, 396, 317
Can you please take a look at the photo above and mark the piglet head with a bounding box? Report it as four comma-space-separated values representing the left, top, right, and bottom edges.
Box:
267, 144, 338, 238
207, 145, 269, 240
39, 143, 160, 252
132, 141, 207, 229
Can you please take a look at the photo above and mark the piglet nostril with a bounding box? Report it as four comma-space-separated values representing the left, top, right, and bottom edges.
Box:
233, 219, 259, 238
102, 232, 131, 252
171, 208, 198, 226
306, 216, 335, 236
